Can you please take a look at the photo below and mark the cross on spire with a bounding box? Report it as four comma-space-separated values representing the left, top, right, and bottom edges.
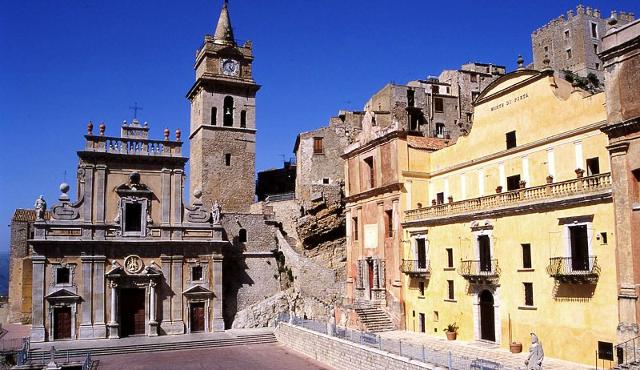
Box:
129, 102, 143, 119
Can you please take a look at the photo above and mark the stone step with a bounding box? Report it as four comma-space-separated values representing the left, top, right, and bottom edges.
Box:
29, 333, 276, 360
355, 307, 396, 333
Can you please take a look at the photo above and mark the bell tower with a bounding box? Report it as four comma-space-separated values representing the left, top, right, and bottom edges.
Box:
187, 0, 260, 213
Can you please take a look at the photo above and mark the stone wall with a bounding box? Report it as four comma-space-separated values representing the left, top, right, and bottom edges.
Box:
7, 211, 36, 324
275, 323, 433, 370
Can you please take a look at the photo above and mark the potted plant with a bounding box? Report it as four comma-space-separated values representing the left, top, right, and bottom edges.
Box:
444, 322, 459, 340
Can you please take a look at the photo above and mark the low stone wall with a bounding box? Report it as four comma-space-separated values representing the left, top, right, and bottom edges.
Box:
275, 323, 435, 370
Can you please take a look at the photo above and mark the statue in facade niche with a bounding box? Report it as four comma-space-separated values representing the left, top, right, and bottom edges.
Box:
525, 332, 544, 370
211, 201, 221, 225
34, 195, 46, 221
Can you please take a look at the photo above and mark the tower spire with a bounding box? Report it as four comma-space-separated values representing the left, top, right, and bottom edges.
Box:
214, 0, 235, 45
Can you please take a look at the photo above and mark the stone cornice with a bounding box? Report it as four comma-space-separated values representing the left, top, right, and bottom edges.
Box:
344, 182, 403, 204
342, 131, 406, 159
601, 117, 640, 140
189, 124, 257, 140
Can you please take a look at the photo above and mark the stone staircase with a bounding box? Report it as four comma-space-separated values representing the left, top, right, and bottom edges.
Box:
354, 307, 396, 332
28, 331, 276, 362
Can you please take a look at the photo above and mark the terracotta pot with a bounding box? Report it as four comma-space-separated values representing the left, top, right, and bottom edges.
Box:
496, 186, 503, 194
446, 331, 457, 340
510, 342, 523, 353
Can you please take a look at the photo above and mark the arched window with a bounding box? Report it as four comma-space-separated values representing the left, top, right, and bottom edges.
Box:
210, 107, 217, 125
239, 228, 247, 243
223, 96, 234, 126
240, 110, 247, 128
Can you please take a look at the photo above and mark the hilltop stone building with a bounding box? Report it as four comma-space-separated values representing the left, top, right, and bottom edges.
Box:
532, 5, 635, 81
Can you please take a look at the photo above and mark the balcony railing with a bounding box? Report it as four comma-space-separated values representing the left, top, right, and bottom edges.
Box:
84, 135, 183, 157
546, 256, 600, 283
405, 173, 612, 222
459, 259, 500, 283
400, 259, 430, 277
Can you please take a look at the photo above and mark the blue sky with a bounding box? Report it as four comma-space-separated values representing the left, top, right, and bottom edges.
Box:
0, 0, 637, 251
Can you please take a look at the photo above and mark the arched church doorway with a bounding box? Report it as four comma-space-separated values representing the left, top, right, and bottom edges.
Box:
479, 290, 495, 341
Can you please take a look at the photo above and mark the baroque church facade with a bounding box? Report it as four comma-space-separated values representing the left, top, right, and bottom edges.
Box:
10, 1, 283, 342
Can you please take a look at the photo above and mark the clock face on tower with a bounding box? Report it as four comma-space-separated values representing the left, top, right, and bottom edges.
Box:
221, 59, 239, 76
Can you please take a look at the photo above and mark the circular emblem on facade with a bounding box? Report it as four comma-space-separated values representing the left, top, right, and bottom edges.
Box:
124, 255, 144, 274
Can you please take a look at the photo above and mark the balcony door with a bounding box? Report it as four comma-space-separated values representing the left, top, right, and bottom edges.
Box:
569, 225, 589, 271
367, 259, 374, 300
416, 239, 427, 269
478, 235, 491, 272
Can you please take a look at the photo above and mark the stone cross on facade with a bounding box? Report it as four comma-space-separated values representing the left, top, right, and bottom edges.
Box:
129, 102, 143, 119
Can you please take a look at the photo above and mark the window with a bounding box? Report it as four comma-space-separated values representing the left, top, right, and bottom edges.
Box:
507, 174, 521, 191
470, 74, 477, 83
566, 48, 572, 60
436, 192, 445, 205
240, 110, 247, 128
435, 123, 445, 138
446, 248, 454, 268
586, 157, 600, 176
416, 239, 427, 269
591, 22, 598, 38
524, 282, 534, 306
544, 46, 549, 53
600, 232, 608, 245
433, 311, 439, 322
124, 202, 143, 232
447, 280, 454, 300
593, 43, 598, 54
478, 235, 491, 272
223, 96, 234, 126
595, 63, 600, 70
322, 178, 330, 184
409, 112, 420, 131
364, 156, 375, 189
569, 224, 589, 271
352, 217, 359, 241
192, 266, 203, 281
506, 131, 517, 149
313, 137, 324, 154
418, 281, 425, 296
471, 91, 480, 102
384, 210, 393, 238
434, 97, 444, 112
431, 85, 439, 94
419, 313, 426, 333
564, 29, 570, 39
466, 112, 473, 122
225, 153, 231, 166
56, 267, 70, 285
210, 107, 217, 125
407, 89, 415, 107
239, 228, 247, 243
521, 244, 532, 269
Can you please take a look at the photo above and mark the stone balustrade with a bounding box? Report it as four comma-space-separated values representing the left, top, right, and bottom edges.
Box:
405, 173, 612, 222
84, 135, 183, 157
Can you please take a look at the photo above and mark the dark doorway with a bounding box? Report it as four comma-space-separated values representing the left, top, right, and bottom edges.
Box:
120, 288, 146, 337
478, 235, 491, 272
190, 303, 205, 332
419, 313, 426, 333
570, 225, 589, 270
417, 239, 427, 269
479, 290, 495, 341
367, 260, 374, 300
53, 307, 72, 340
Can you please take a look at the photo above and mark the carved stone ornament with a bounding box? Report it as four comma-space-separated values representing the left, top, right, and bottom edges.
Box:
50, 183, 82, 220
124, 255, 144, 274
185, 189, 210, 223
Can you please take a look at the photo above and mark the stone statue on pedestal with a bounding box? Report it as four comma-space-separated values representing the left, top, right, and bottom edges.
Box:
34, 195, 46, 221
211, 201, 221, 225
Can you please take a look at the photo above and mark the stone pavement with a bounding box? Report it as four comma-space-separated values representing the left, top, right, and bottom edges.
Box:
379, 331, 594, 370
91, 342, 330, 370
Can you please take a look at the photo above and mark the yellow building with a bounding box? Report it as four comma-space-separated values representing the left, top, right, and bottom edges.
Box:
401, 64, 616, 365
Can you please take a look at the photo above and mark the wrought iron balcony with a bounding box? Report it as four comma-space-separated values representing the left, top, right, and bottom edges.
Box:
459, 259, 500, 283
546, 256, 600, 283
400, 259, 430, 277
405, 173, 612, 223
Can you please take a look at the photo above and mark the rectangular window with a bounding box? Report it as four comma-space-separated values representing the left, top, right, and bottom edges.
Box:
566, 48, 572, 59
524, 282, 534, 306
506, 131, 517, 149
507, 174, 521, 191
446, 248, 454, 268
210, 107, 217, 125
521, 243, 532, 269
418, 281, 425, 296
56, 267, 70, 285
313, 137, 324, 154
471, 91, 480, 102
593, 43, 598, 54
124, 202, 143, 232
384, 210, 393, 238
416, 238, 427, 269
434, 98, 444, 113
364, 156, 375, 189
436, 192, 445, 205
225, 153, 231, 166
591, 22, 598, 38
431, 85, 439, 94
447, 280, 454, 300
352, 217, 359, 241
470, 74, 477, 83
595, 62, 600, 70
435, 123, 445, 138
322, 178, 330, 184
600, 232, 608, 245
564, 29, 570, 39
544, 46, 549, 53
192, 266, 203, 281
569, 225, 589, 271
419, 313, 426, 333
586, 157, 600, 176
407, 89, 415, 107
